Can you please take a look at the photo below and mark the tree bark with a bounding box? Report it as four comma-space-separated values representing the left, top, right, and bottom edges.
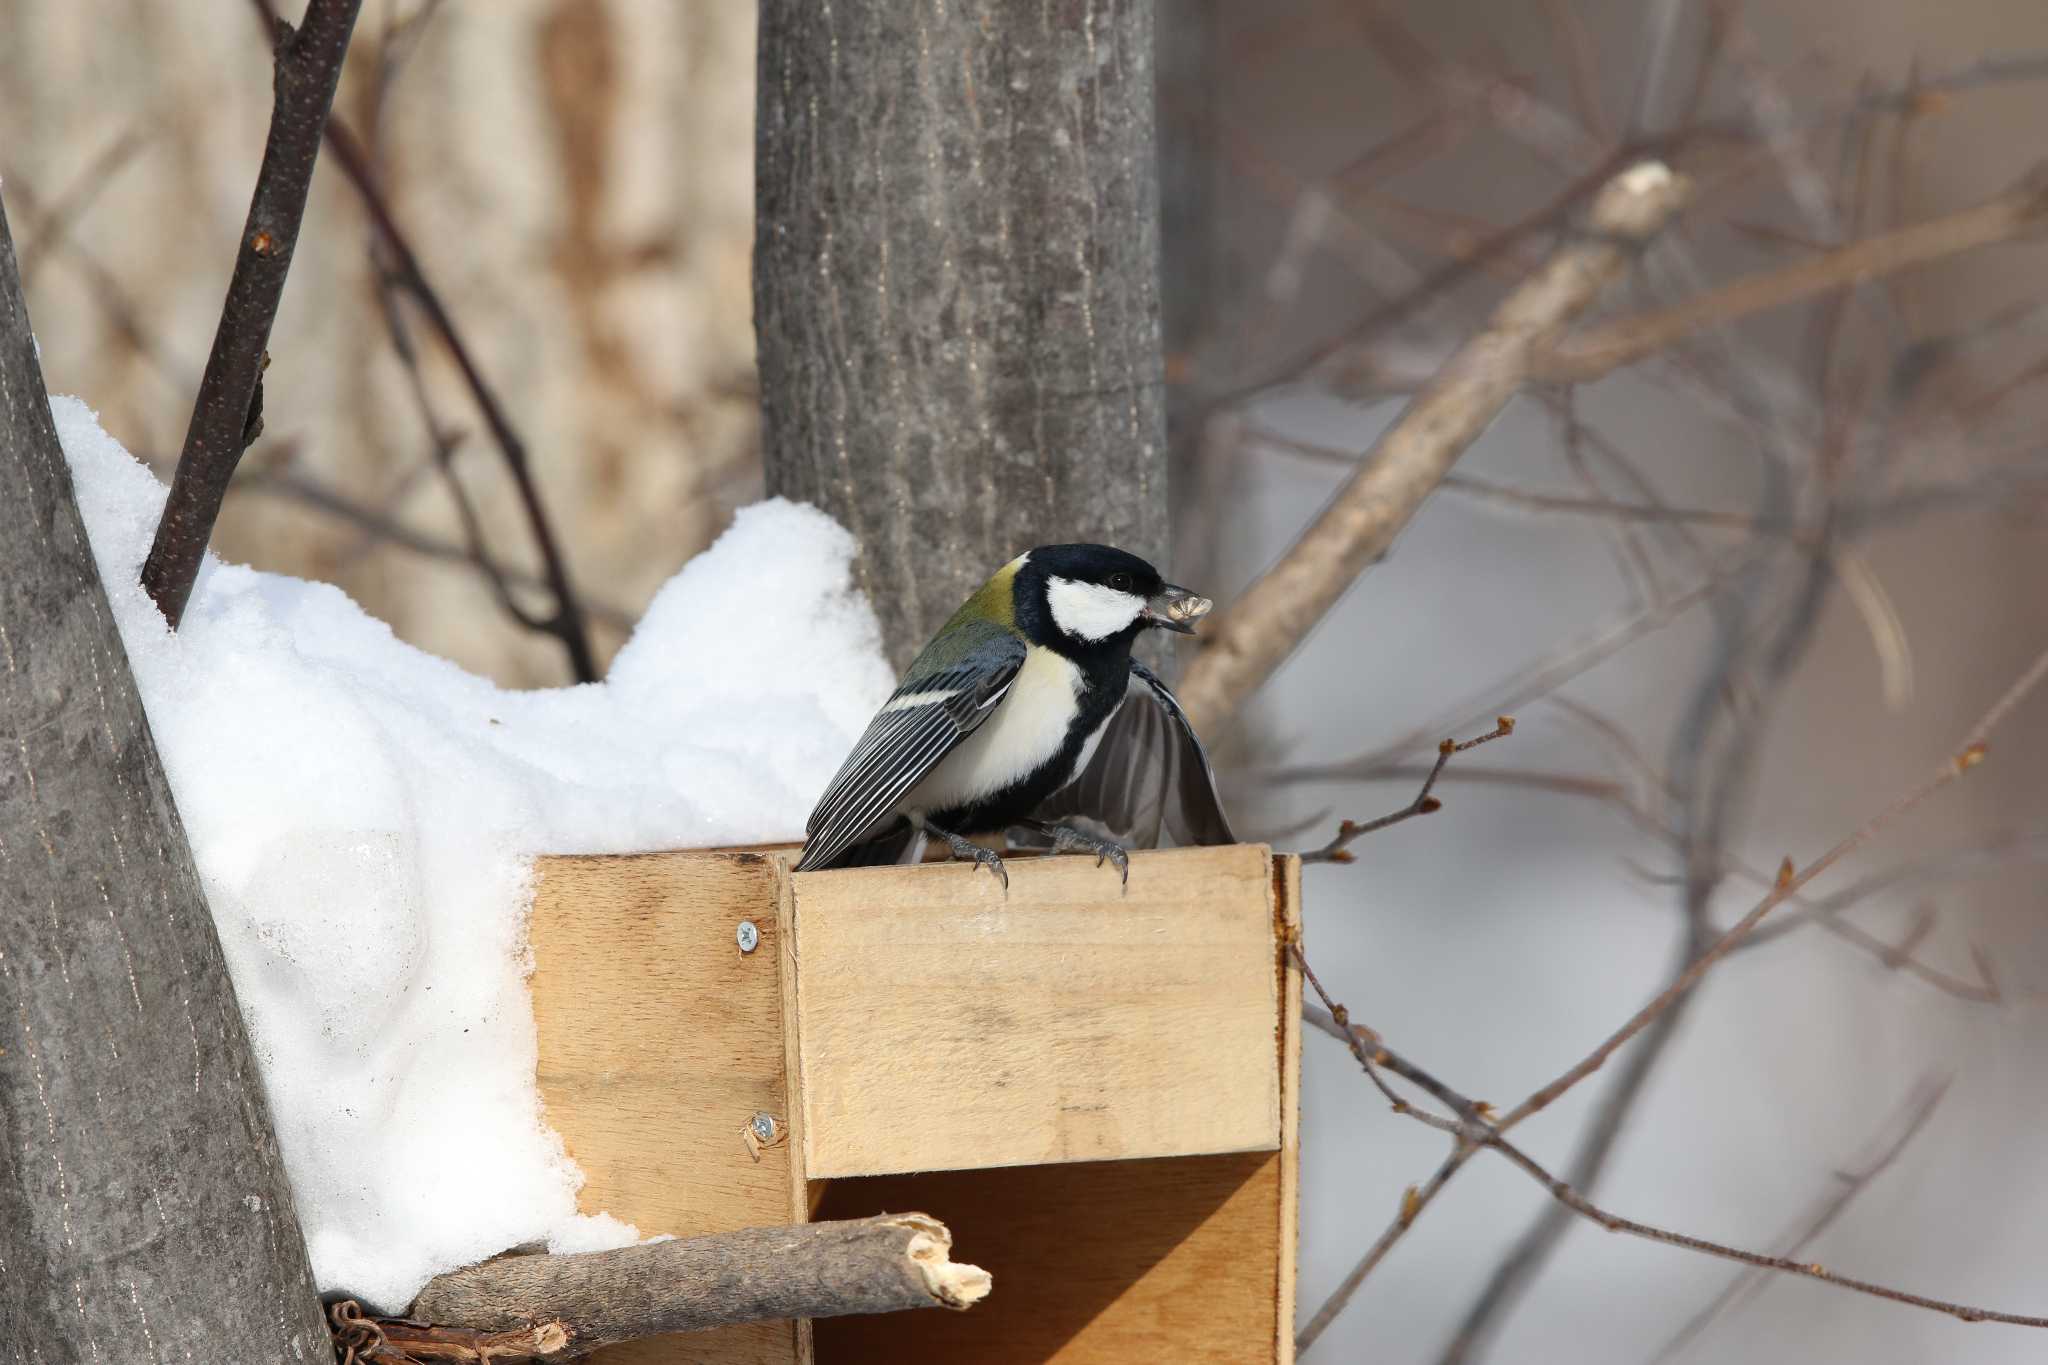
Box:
755, 0, 1169, 667
0, 196, 327, 1362
406, 1214, 989, 1356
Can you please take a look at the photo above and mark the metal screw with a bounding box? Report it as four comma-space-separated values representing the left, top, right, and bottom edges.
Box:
751, 1112, 777, 1142
736, 920, 760, 953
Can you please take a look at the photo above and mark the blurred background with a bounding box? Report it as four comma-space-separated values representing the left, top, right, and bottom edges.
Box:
8, 1, 2048, 1360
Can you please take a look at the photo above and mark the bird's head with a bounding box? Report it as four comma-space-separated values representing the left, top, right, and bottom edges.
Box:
1008, 544, 1212, 653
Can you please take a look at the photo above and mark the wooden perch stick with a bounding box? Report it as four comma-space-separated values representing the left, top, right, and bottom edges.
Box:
1172, 160, 1690, 732
401, 1215, 989, 1359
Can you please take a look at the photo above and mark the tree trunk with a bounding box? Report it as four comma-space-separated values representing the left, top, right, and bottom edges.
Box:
755, 0, 1169, 667
0, 197, 328, 1363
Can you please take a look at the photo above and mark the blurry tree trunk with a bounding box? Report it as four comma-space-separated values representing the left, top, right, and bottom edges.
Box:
755, 0, 1169, 667
0, 198, 327, 1362
1156, 0, 1226, 591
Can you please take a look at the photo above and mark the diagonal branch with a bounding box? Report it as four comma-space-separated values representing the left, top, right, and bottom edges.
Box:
1174, 160, 1691, 731
1301, 718, 1515, 863
1294, 641, 2048, 1354
140, 0, 364, 627
1649, 1074, 1954, 1362
1536, 171, 2048, 382
1501, 641, 2048, 1135
1296, 960, 2048, 1355
318, 117, 598, 682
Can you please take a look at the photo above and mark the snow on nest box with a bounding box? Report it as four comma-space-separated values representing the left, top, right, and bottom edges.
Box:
53, 397, 896, 1311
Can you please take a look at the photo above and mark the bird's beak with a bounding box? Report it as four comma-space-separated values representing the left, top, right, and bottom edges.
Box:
1144, 584, 1212, 635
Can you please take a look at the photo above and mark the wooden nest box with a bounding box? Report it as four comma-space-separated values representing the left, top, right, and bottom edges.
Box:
531, 843, 1302, 1363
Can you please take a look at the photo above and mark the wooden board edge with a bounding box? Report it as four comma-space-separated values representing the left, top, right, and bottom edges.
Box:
1274, 852, 1303, 1365
773, 852, 816, 1365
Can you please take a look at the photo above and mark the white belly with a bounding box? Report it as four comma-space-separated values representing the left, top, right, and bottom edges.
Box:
906, 646, 1084, 813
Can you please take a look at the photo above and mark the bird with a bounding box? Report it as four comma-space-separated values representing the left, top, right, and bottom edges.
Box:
795, 544, 1235, 886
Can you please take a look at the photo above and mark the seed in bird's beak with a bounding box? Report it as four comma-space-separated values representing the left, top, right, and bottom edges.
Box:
1145, 586, 1212, 634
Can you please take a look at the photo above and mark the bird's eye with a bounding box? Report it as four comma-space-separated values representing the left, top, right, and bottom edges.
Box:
1108, 572, 1133, 593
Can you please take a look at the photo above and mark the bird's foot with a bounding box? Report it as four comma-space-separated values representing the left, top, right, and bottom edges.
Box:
1027, 821, 1130, 886
926, 821, 1009, 890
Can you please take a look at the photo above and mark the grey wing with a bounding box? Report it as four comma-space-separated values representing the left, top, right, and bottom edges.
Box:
1030, 657, 1236, 848
795, 636, 1027, 871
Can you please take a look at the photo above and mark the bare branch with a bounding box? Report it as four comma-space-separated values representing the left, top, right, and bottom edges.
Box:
1650, 1074, 1954, 1362
1538, 0, 1614, 147
1537, 174, 2048, 383
317, 117, 599, 683
1300, 718, 1515, 864
225, 467, 637, 631
1175, 160, 1691, 730
1500, 642, 2048, 1133
1294, 642, 2048, 1350
140, 0, 364, 626
1299, 961, 2048, 1351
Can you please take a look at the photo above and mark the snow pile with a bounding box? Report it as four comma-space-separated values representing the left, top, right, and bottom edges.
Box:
54, 398, 895, 1310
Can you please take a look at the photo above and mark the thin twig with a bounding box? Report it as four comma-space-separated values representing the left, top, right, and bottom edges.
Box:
226, 467, 636, 631
1537, 172, 2048, 382
1539, 0, 1614, 147
16, 130, 145, 289
140, 0, 364, 627
1281, 545, 1771, 783
1500, 641, 2048, 1133
1274, 749, 2021, 1004
1297, 957, 2048, 1354
1650, 1073, 1955, 1361
315, 116, 599, 683
1176, 160, 1691, 731
1300, 718, 1515, 864
0, 171, 195, 395
238, 0, 595, 682
1296, 643, 2048, 1352
360, 228, 603, 654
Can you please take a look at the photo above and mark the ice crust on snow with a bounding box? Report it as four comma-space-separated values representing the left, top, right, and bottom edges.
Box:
53, 398, 896, 1310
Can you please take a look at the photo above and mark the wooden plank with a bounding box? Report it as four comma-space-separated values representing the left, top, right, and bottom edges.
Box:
1273, 854, 1303, 1365
772, 853, 817, 1365
810, 1152, 1284, 1363
791, 845, 1282, 1179
530, 851, 801, 1365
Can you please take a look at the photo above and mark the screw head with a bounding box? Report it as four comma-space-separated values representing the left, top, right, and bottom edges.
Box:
736, 920, 760, 953
751, 1112, 776, 1142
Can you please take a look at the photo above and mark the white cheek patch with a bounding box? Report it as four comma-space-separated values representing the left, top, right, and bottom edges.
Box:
1046, 576, 1146, 642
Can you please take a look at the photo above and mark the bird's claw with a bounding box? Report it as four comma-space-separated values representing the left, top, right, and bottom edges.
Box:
929, 823, 1009, 890
1040, 823, 1130, 886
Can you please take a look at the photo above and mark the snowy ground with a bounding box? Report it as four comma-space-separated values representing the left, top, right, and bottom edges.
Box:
57, 397, 895, 1309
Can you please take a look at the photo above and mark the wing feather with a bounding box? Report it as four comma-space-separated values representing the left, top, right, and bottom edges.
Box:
797, 637, 1027, 871
1029, 657, 1236, 848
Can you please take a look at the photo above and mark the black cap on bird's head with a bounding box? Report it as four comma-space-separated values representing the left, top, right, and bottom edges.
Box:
1009, 544, 1212, 652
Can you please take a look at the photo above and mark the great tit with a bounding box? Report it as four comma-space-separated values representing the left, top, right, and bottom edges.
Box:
796, 544, 1235, 885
